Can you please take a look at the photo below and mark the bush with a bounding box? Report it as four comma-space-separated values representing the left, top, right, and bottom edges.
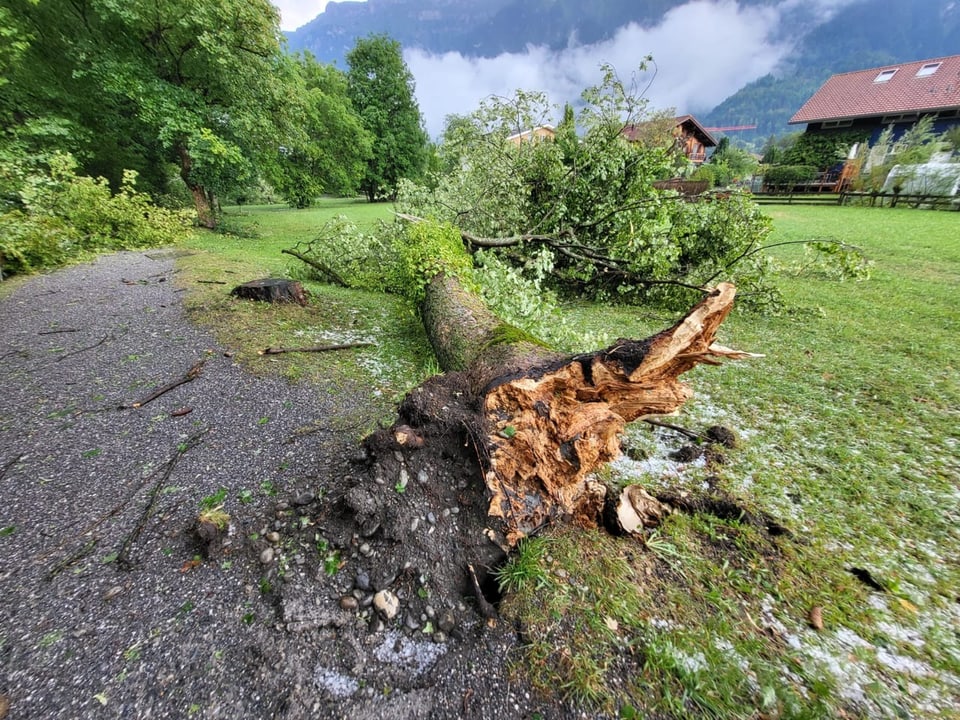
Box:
782, 130, 867, 168
390, 219, 474, 301
762, 165, 819, 190
0, 153, 191, 278
690, 164, 716, 188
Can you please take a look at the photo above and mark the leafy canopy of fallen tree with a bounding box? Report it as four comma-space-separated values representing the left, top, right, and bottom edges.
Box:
286, 64, 868, 346
396, 65, 780, 311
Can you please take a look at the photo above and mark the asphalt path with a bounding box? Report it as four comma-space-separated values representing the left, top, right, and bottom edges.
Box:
0, 250, 561, 720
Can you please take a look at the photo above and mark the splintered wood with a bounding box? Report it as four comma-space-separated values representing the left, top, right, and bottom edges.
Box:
481, 283, 759, 545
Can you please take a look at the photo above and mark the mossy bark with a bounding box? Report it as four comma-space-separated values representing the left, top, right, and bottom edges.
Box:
419, 272, 556, 376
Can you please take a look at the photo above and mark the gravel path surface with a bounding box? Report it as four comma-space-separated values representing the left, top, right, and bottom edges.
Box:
0, 251, 564, 720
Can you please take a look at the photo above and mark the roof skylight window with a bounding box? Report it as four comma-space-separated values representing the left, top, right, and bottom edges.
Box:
874, 69, 898, 83
916, 62, 942, 77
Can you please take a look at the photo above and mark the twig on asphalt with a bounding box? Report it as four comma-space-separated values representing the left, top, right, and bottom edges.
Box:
124, 360, 206, 409
56, 334, 111, 362
115, 429, 210, 570
47, 538, 99, 580
0, 454, 24, 481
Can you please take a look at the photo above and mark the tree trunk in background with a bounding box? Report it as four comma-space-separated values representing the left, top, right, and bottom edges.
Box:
177, 144, 217, 229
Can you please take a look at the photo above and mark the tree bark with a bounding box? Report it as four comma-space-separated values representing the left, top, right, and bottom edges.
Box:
405, 273, 756, 545
177, 144, 217, 230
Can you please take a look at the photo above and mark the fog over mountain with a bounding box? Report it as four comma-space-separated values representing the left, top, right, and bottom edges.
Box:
405, 0, 818, 138
285, 0, 960, 140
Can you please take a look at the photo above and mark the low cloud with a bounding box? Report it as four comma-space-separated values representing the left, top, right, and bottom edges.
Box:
273, 0, 345, 31
405, 0, 861, 138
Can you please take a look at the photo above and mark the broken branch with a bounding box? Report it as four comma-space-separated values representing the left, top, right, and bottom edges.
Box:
643, 418, 706, 441
466, 563, 498, 619
259, 342, 373, 356
280, 248, 349, 287
127, 360, 205, 409
56, 334, 111, 362
115, 429, 209, 570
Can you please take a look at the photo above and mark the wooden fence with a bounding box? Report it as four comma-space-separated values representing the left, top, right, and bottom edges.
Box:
752, 191, 959, 210
839, 191, 960, 210
751, 193, 843, 206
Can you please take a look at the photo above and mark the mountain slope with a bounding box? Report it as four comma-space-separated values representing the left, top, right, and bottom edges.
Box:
288, 0, 772, 65
288, 0, 960, 141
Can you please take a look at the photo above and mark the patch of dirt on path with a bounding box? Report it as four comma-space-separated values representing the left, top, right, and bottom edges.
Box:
0, 251, 571, 719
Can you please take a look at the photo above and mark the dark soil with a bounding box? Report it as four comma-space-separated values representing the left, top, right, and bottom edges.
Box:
0, 251, 575, 719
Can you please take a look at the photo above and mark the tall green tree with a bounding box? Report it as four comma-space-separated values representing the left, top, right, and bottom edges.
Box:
346, 35, 428, 202
2, 0, 291, 228
1, 2, 102, 205
90, 0, 289, 227
267, 54, 373, 208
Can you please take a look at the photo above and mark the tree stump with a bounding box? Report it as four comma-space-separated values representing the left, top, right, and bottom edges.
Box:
230, 278, 308, 306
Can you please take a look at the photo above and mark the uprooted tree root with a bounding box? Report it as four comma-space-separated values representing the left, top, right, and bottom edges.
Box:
270, 267, 778, 625
653, 489, 793, 538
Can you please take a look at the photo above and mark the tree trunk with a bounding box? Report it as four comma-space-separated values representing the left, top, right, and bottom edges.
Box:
189, 185, 217, 229
397, 273, 754, 546
177, 144, 217, 230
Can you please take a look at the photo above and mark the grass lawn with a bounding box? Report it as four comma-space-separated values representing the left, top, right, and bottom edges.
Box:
177, 201, 959, 718
177, 198, 422, 435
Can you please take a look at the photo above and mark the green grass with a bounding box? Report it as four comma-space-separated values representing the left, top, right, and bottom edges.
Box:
173, 201, 959, 717
498, 206, 960, 718
224, 197, 392, 243
177, 198, 431, 434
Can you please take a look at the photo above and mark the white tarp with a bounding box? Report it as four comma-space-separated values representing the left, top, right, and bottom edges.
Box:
882, 163, 960, 196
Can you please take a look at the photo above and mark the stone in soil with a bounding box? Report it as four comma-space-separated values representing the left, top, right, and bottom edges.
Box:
373, 589, 399, 620
340, 596, 359, 612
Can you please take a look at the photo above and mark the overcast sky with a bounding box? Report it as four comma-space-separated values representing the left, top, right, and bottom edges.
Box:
274, 0, 861, 138
273, 0, 335, 31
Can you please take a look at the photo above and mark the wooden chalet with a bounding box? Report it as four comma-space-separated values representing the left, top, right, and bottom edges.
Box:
622, 115, 717, 164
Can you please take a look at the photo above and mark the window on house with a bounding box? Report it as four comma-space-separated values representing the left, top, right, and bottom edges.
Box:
881, 113, 919, 124
822, 120, 853, 128
916, 62, 942, 77
874, 69, 898, 83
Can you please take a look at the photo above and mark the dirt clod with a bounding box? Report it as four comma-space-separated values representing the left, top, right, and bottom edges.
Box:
706, 424, 738, 448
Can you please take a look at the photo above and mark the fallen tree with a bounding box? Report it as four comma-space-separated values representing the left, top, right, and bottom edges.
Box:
379, 271, 756, 546
280, 214, 759, 578
296, 263, 759, 628
278, 68, 771, 605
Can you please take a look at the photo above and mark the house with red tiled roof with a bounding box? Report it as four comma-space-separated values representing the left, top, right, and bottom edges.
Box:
505, 125, 555, 145
789, 54, 960, 142
623, 115, 717, 164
